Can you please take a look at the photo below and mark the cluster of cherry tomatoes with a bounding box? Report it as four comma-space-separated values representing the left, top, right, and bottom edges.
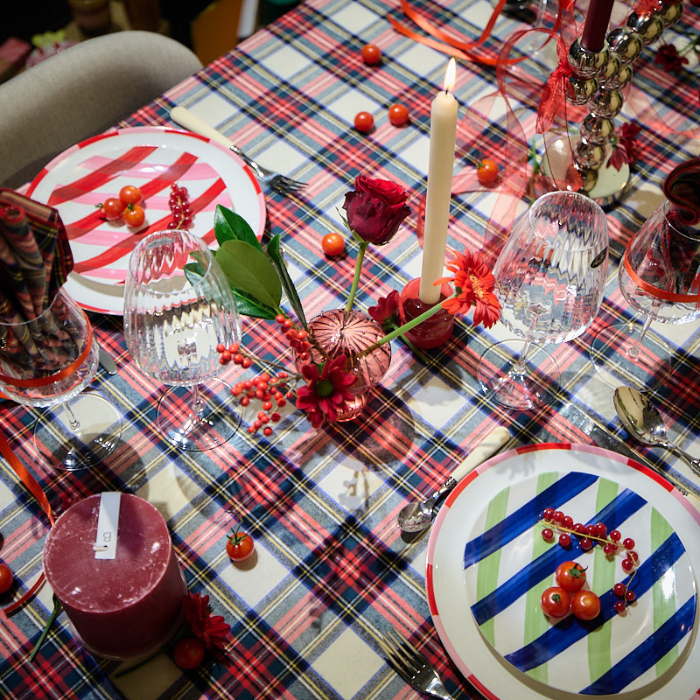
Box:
98, 185, 146, 228
541, 561, 601, 621
540, 507, 639, 616
354, 45, 410, 134
356, 44, 500, 186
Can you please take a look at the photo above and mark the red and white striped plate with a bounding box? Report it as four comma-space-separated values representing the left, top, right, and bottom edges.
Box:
27, 127, 266, 315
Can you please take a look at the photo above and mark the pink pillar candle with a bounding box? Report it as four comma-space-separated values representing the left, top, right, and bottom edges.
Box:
44, 494, 186, 659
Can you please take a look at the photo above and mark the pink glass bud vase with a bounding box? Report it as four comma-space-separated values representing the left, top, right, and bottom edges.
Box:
399, 278, 455, 350
295, 310, 391, 422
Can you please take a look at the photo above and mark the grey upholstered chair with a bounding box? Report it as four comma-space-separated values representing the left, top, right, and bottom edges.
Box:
0, 31, 202, 188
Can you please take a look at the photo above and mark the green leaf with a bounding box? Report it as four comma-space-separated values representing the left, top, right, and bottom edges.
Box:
267, 234, 307, 331
215, 240, 281, 310
183, 260, 206, 287
214, 205, 263, 252
231, 289, 278, 319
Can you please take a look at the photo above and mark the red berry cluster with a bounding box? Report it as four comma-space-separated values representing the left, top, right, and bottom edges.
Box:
215, 343, 296, 436
275, 315, 311, 361
167, 183, 194, 230
540, 507, 638, 616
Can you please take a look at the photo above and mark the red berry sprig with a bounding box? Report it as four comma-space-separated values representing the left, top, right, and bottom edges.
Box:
539, 507, 638, 616
167, 183, 194, 230
215, 342, 299, 436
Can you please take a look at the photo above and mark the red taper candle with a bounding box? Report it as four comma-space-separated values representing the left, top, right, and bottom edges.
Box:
580, 0, 615, 52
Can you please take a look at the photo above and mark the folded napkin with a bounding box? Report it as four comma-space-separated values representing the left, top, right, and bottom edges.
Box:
0, 189, 75, 375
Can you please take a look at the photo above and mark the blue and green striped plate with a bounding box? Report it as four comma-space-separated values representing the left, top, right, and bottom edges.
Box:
426, 444, 700, 699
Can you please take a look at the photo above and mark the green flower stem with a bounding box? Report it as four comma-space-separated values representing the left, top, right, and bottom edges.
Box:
360, 292, 458, 357
345, 240, 369, 313
29, 594, 62, 662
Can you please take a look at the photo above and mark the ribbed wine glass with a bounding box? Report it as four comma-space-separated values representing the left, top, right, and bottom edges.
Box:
0, 287, 122, 470
123, 230, 241, 451
478, 191, 609, 409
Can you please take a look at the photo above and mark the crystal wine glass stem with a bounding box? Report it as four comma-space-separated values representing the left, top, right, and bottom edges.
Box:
626, 312, 655, 359
512, 339, 535, 376
190, 384, 205, 418
63, 401, 81, 431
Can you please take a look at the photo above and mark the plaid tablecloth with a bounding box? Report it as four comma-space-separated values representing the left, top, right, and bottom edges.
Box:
2, 0, 700, 697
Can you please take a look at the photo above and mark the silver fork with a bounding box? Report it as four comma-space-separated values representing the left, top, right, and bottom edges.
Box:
170, 106, 306, 196
379, 628, 455, 700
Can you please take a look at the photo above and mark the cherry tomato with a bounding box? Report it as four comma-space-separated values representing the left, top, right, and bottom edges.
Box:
322, 233, 345, 257
123, 203, 146, 228
361, 44, 382, 65
388, 104, 409, 127
354, 111, 374, 133
100, 197, 124, 221
119, 185, 143, 206
555, 561, 587, 593
173, 637, 205, 669
571, 589, 601, 621
476, 158, 500, 186
226, 529, 254, 562
0, 564, 13, 594
541, 586, 571, 618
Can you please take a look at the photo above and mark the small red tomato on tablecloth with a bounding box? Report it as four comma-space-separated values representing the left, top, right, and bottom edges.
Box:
354, 111, 374, 133
361, 44, 381, 65
0, 563, 13, 594
322, 232, 345, 257
226, 527, 255, 562
476, 158, 500, 186
173, 637, 205, 669
388, 104, 409, 126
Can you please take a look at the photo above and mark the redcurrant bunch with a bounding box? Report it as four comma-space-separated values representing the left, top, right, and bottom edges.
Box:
540, 507, 639, 615
167, 183, 194, 230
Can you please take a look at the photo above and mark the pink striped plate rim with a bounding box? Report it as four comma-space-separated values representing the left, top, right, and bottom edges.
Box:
27, 127, 265, 314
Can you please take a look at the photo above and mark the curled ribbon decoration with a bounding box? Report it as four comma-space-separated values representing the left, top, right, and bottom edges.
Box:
0, 432, 54, 616
389, 0, 569, 66
536, 41, 573, 134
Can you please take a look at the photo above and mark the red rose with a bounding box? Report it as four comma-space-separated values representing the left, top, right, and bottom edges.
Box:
342, 175, 410, 245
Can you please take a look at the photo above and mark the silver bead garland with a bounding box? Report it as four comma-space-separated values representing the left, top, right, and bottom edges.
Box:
565, 0, 684, 194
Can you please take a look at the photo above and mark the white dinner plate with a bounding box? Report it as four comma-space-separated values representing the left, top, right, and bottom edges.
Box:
27, 127, 266, 315
426, 444, 700, 700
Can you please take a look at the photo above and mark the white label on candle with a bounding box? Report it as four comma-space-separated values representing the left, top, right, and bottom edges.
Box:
94, 492, 121, 560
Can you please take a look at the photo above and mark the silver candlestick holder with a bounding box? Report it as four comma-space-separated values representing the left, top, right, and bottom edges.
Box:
546, 0, 684, 200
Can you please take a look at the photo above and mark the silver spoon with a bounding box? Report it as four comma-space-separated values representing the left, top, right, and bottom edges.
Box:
613, 386, 700, 478
397, 426, 510, 534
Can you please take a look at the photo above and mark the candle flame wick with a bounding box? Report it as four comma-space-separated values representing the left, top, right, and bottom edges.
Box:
443, 58, 456, 93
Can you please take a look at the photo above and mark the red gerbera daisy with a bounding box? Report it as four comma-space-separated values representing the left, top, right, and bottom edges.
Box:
296, 354, 356, 428
608, 121, 642, 171
368, 290, 400, 330
436, 250, 501, 328
182, 593, 230, 650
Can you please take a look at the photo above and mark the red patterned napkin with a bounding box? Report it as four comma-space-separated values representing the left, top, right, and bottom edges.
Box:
0, 189, 74, 372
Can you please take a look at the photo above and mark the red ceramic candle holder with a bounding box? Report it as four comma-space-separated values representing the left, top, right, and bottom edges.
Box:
399, 278, 455, 350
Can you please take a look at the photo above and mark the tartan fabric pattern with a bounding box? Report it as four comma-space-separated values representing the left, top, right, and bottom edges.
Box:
1, 0, 700, 698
